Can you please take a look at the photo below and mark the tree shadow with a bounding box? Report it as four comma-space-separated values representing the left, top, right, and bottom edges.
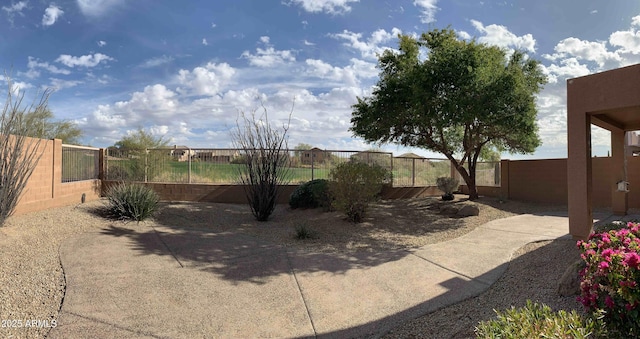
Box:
98, 222, 410, 285
93, 197, 574, 285
318, 237, 583, 338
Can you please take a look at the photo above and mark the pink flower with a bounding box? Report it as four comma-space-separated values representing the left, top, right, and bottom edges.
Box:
624, 252, 640, 268
602, 248, 614, 258
599, 261, 610, 270
620, 280, 637, 288
626, 303, 636, 312
605, 295, 615, 309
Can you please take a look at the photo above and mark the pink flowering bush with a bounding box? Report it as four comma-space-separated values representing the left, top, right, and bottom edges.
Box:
578, 221, 640, 337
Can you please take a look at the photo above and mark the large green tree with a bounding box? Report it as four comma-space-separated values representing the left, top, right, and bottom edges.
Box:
22, 108, 83, 144
351, 28, 547, 200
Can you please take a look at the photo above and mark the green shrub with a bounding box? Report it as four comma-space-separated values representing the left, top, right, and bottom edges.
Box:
289, 179, 331, 209
329, 162, 389, 223
105, 182, 159, 222
475, 300, 605, 338
294, 223, 316, 240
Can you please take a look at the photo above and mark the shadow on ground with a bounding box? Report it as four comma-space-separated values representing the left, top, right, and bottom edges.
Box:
94, 197, 572, 285
338, 237, 583, 338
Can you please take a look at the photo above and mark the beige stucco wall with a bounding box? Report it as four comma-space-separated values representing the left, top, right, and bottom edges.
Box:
459, 157, 640, 209
13, 137, 101, 216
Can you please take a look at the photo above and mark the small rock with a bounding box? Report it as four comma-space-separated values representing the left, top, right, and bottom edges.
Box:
557, 259, 585, 296
456, 204, 479, 217
439, 205, 460, 215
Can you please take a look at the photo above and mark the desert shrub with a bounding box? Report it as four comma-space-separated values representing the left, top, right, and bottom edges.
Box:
475, 300, 605, 338
329, 162, 389, 222
289, 179, 330, 209
232, 106, 292, 222
294, 223, 316, 240
436, 176, 459, 201
105, 182, 159, 222
577, 222, 640, 337
0, 82, 51, 227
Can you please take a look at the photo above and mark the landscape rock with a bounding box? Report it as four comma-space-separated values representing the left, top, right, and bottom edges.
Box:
456, 204, 479, 217
557, 259, 585, 297
439, 205, 460, 215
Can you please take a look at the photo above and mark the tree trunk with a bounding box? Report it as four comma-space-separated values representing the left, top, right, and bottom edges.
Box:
453, 163, 479, 201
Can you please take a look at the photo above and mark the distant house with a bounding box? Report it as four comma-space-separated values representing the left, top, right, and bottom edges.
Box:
170, 146, 196, 162
195, 149, 241, 163
300, 147, 328, 165
397, 152, 425, 159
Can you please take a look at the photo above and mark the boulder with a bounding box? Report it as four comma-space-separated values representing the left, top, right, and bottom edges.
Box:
557, 259, 586, 297
439, 205, 460, 215
456, 204, 479, 217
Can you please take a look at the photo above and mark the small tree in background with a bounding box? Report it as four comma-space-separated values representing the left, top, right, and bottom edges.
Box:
22, 107, 83, 144
231, 104, 292, 221
108, 128, 170, 181
0, 80, 51, 226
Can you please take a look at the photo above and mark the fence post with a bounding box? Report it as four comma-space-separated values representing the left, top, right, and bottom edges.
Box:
188, 147, 192, 184
144, 148, 148, 183
389, 153, 394, 187
311, 150, 315, 180
99, 148, 105, 180
412, 158, 416, 187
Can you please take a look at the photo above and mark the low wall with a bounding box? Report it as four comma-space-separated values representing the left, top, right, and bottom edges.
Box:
459, 157, 640, 209
102, 181, 443, 204
14, 138, 101, 216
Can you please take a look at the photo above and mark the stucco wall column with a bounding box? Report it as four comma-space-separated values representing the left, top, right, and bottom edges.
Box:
611, 129, 629, 215
567, 96, 593, 240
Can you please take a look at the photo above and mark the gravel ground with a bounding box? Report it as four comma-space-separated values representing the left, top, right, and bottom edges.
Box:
0, 196, 583, 338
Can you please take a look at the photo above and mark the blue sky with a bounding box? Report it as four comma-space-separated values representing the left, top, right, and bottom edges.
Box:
3, 0, 640, 159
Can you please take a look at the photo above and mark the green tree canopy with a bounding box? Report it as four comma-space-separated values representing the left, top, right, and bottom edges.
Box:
351, 28, 547, 200
22, 108, 83, 144
112, 128, 169, 150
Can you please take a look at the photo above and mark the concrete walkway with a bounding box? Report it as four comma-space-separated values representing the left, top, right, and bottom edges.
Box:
48, 212, 610, 338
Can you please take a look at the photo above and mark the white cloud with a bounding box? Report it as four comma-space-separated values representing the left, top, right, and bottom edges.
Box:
113, 84, 178, 121
609, 28, 640, 55
97, 40, 107, 47
457, 30, 471, 40
305, 58, 376, 86
303, 39, 316, 46
24, 56, 71, 78
139, 55, 173, 69
76, 0, 123, 17
241, 37, 296, 67
202, 38, 208, 46
48, 78, 82, 90
211, 22, 217, 28
283, 0, 359, 15
56, 53, 114, 67
42, 4, 63, 26
2, 1, 28, 15
413, 0, 439, 24
545, 37, 620, 67
541, 58, 591, 84
2, 0, 27, 24
176, 62, 235, 96
471, 20, 536, 53
329, 27, 402, 59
